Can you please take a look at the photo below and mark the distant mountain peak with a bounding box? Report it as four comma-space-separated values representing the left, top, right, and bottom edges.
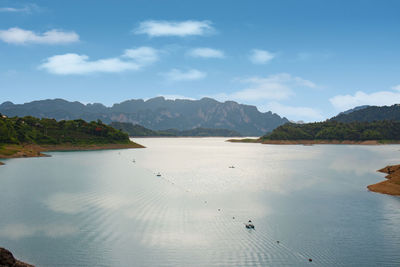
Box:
0, 101, 14, 108
0, 97, 289, 136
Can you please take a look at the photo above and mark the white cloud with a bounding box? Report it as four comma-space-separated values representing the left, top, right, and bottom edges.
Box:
329, 89, 400, 111
0, 7, 25, 12
188, 47, 224, 58
40, 46, 159, 75
249, 49, 275, 64
0, 27, 79, 44
230, 73, 316, 101
293, 77, 316, 88
134, 20, 214, 37
0, 4, 38, 13
162, 68, 206, 81
208, 73, 318, 121
123, 46, 159, 64
39, 54, 139, 75
263, 102, 324, 121
392, 84, 400, 91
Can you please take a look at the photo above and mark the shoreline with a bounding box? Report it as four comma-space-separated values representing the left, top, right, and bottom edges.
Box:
132, 136, 245, 138
0, 247, 34, 267
368, 165, 400, 196
228, 139, 400, 145
0, 142, 144, 165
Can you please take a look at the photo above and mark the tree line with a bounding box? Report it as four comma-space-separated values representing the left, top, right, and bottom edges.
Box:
0, 114, 130, 145
262, 120, 400, 141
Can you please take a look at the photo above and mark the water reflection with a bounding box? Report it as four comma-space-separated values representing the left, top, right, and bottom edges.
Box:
142, 231, 208, 248
0, 138, 399, 266
44, 192, 133, 214
0, 223, 78, 240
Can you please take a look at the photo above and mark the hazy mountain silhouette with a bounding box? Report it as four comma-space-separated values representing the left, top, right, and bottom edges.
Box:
0, 97, 288, 136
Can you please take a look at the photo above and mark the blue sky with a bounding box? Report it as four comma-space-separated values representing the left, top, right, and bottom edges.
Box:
1, 0, 400, 121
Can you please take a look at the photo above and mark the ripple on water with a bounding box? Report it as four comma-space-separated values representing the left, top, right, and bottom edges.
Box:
1, 139, 400, 266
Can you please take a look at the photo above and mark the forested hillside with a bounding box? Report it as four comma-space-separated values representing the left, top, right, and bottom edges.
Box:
262, 120, 400, 141
0, 115, 131, 145
331, 104, 400, 123
110, 122, 241, 137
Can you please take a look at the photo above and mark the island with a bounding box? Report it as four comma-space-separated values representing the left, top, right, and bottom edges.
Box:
0, 115, 144, 165
228, 120, 400, 145
368, 165, 400, 196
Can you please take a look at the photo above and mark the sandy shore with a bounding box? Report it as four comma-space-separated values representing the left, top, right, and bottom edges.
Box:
368, 165, 400, 196
0, 142, 144, 165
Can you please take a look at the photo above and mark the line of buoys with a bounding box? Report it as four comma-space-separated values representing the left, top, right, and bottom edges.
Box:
273, 239, 313, 263
122, 153, 313, 264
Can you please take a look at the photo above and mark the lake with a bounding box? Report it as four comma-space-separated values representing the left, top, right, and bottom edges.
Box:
0, 138, 399, 266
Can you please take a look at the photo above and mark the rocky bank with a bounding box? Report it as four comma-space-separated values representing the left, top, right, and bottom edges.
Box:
0, 247, 34, 267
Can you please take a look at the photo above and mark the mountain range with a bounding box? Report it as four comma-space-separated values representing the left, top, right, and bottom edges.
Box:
0, 97, 288, 136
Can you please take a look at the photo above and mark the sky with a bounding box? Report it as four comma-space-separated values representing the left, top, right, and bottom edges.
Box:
1, 0, 400, 122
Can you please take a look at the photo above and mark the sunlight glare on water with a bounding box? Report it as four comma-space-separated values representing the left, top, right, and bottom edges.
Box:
0, 138, 399, 266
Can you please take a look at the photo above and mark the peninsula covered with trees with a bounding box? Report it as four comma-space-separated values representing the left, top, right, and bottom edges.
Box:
0, 114, 143, 164
228, 119, 400, 196
260, 120, 400, 143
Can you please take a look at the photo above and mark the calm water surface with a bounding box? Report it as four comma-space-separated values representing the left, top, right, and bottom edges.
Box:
0, 138, 399, 266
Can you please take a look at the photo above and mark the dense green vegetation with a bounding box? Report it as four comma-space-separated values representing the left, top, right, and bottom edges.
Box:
331, 104, 400, 123
262, 120, 400, 141
110, 122, 175, 137
110, 122, 242, 137
0, 114, 131, 145
164, 127, 241, 137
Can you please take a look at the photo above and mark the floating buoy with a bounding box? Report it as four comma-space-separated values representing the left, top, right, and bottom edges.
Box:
277, 241, 280, 244
245, 220, 255, 229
